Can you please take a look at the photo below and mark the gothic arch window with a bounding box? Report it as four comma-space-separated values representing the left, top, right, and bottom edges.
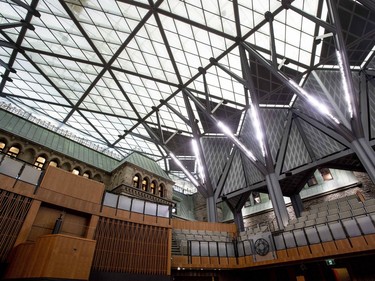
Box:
0, 141, 6, 153
7, 145, 20, 158
141, 177, 149, 192
93, 174, 102, 182
150, 180, 157, 195
133, 174, 141, 188
158, 183, 165, 198
72, 167, 81, 175
49, 159, 59, 167
34, 155, 47, 170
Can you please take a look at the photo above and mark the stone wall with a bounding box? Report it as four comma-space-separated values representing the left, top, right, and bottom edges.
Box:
242, 172, 375, 231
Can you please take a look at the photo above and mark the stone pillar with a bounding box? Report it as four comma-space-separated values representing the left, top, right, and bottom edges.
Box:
290, 193, 304, 218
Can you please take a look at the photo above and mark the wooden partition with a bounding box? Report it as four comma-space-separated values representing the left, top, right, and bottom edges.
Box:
0, 190, 32, 263
92, 217, 171, 275
172, 219, 237, 234
40, 166, 105, 204
4, 234, 96, 280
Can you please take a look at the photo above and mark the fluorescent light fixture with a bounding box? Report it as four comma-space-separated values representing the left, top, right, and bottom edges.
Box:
169, 152, 200, 187
217, 121, 257, 162
288, 80, 341, 124
336, 50, 354, 118
250, 104, 265, 156
192, 139, 205, 183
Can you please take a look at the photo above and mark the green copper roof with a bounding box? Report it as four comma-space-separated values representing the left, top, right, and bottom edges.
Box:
0, 109, 172, 180
0, 109, 120, 172
118, 152, 171, 181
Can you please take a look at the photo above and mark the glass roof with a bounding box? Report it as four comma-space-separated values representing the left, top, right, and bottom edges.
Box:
1, 0, 374, 192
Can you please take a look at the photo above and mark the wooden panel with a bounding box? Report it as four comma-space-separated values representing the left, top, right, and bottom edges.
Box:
349, 236, 368, 251
92, 217, 170, 275
14, 200, 41, 246
364, 234, 375, 246
0, 174, 16, 190
172, 219, 236, 234
322, 241, 338, 254
13, 181, 35, 197
4, 234, 96, 280
309, 244, 325, 257
40, 166, 105, 204
0, 190, 32, 263
297, 246, 312, 258
28, 205, 90, 242
286, 248, 300, 260
335, 239, 352, 253
35, 187, 101, 214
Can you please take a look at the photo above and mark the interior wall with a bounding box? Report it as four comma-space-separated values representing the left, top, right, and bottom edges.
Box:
28, 204, 90, 242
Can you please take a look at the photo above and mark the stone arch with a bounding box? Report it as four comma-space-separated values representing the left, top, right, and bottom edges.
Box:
141, 176, 150, 192
61, 161, 72, 171
93, 173, 102, 182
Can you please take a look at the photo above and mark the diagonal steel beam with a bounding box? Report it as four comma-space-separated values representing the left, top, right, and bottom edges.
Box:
0, 0, 39, 93
294, 117, 317, 162
182, 89, 214, 197
327, 0, 363, 137
265, 12, 278, 67
284, 3, 336, 33
214, 147, 236, 201
10, 0, 40, 17
241, 41, 355, 142
151, 0, 183, 85
61, 0, 163, 123
275, 110, 293, 175
292, 109, 351, 147
356, 0, 375, 13
142, 121, 209, 198
182, 88, 268, 175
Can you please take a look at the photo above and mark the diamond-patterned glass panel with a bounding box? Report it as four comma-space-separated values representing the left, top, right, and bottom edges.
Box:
282, 122, 311, 172
260, 108, 288, 163
241, 153, 264, 186
239, 109, 265, 164
201, 137, 233, 188
298, 118, 347, 159
223, 149, 247, 194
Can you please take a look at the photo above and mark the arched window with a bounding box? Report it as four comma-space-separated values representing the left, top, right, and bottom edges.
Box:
150, 180, 157, 195
49, 159, 59, 167
7, 146, 20, 158
83, 171, 91, 179
72, 168, 80, 175
0, 142, 5, 153
158, 183, 164, 197
34, 155, 47, 170
141, 177, 149, 191
133, 174, 141, 188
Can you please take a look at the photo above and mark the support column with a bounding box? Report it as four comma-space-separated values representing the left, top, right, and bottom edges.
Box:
14, 199, 41, 246
232, 209, 245, 232
206, 196, 218, 222
265, 173, 289, 229
290, 194, 304, 218
351, 138, 375, 183
86, 215, 99, 240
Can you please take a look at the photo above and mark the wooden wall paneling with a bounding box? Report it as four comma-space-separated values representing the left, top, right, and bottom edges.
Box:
40, 166, 105, 204
349, 236, 369, 251
13, 181, 35, 197
14, 199, 41, 246
167, 228, 172, 275
322, 241, 338, 255
0, 191, 32, 262
364, 234, 375, 246
0, 174, 16, 190
86, 215, 99, 239
335, 239, 352, 253
309, 244, 325, 257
